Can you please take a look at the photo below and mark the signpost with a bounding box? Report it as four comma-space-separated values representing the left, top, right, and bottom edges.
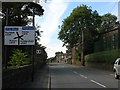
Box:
4, 26, 35, 45
4, 26, 35, 81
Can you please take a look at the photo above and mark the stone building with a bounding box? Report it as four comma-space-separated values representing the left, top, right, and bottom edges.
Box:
55, 51, 63, 63
55, 51, 72, 63
94, 23, 120, 52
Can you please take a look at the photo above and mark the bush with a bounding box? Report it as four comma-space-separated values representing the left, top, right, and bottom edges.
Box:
8, 49, 30, 67
85, 49, 120, 64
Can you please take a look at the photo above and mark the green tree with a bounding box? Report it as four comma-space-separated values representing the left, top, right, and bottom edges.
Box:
58, 5, 101, 54
99, 13, 117, 33
2, 2, 44, 26
35, 25, 43, 45
58, 5, 101, 66
8, 49, 29, 67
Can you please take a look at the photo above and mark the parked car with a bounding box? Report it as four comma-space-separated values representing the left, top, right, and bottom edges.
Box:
113, 58, 120, 79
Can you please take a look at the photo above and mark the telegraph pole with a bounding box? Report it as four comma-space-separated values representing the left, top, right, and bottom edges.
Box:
81, 30, 85, 66
32, 7, 35, 82
5, 9, 8, 70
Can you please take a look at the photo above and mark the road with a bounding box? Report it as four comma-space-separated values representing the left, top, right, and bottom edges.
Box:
49, 62, 119, 89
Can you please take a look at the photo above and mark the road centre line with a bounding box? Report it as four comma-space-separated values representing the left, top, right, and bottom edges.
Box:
71, 70, 106, 88
72, 70, 87, 79
90, 80, 106, 88
73, 71, 78, 74
79, 74, 87, 79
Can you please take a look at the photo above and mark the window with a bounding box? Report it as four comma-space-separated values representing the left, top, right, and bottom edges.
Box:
112, 34, 116, 49
115, 61, 118, 64
118, 59, 120, 65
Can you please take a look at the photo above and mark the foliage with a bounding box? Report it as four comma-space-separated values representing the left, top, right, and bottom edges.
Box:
99, 13, 117, 33
35, 25, 43, 45
2, 2, 29, 26
2, 2, 44, 26
2, 2, 44, 66
58, 4, 101, 54
85, 49, 120, 64
8, 49, 30, 67
75, 51, 81, 61
23, 2, 44, 16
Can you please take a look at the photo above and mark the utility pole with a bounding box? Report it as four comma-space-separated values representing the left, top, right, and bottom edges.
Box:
33, 7, 35, 27
81, 30, 85, 66
6, 9, 8, 25
32, 7, 35, 82
5, 9, 8, 70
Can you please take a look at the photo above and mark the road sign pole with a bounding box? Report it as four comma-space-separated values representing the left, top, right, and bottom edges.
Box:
4, 9, 9, 70
32, 8, 35, 82
31, 46, 35, 81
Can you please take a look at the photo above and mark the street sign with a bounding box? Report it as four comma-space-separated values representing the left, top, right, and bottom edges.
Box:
36, 49, 41, 54
4, 26, 35, 45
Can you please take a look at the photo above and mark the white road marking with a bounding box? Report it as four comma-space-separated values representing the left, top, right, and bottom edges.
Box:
71, 70, 88, 79
73, 71, 78, 74
110, 74, 114, 76
90, 80, 106, 88
69, 70, 73, 72
79, 74, 87, 79
70, 70, 106, 88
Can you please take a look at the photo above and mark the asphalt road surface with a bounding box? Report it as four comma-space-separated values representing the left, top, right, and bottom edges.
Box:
49, 62, 119, 89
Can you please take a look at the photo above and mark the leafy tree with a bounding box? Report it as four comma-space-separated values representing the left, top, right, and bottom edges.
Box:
22, 2, 44, 16
8, 49, 29, 67
58, 5, 101, 54
2, 2, 44, 26
99, 13, 117, 33
35, 25, 43, 45
58, 4, 102, 66
2, 2, 29, 26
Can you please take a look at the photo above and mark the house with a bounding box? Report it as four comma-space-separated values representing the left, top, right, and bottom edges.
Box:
55, 51, 72, 63
94, 23, 120, 52
55, 51, 63, 63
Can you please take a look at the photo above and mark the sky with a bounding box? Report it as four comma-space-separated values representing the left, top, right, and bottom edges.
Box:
35, 0, 119, 58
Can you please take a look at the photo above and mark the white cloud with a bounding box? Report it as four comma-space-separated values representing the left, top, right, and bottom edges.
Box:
46, 41, 67, 58
36, 0, 68, 58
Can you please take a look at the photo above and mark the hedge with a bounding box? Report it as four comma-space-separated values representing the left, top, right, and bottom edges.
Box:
85, 49, 120, 64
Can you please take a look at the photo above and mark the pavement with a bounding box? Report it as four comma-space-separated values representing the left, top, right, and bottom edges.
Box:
19, 64, 49, 88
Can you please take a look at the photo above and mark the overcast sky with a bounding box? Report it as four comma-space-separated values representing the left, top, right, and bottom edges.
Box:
35, 0, 119, 58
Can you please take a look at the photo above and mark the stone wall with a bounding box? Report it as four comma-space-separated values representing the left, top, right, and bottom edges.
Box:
2, 65, 32, 88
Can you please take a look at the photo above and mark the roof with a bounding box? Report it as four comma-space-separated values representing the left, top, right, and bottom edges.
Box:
100, 24, 120, 35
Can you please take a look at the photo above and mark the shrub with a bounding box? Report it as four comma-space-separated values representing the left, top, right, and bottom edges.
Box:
8, 49, 30, 67
85, 49, 120, 64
